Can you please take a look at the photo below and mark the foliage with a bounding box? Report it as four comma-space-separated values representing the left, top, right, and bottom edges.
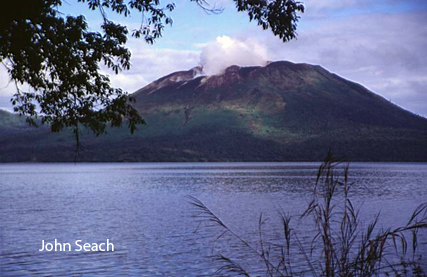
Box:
235, 0, 304, 42
1, 0, 141, 147
189, 153, 427, 276
0, 0, 304, 145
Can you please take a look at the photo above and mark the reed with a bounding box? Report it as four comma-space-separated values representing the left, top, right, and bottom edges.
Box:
189, 152, 427, 276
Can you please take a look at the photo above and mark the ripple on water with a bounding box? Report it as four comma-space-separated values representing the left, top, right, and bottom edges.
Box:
1, 162, 426, 275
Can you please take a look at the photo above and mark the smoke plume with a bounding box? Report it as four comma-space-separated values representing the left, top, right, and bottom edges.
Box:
199, 36, 268, 75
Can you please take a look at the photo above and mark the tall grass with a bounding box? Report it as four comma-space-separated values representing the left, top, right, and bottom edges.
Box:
189, 153, 427, 276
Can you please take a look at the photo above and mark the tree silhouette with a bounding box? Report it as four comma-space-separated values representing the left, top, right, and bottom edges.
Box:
0, 0, 304, 145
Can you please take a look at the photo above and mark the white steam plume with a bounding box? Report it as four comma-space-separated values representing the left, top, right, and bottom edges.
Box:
199, 36, 269, 75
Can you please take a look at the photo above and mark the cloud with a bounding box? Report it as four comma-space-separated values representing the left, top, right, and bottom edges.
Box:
103, 44, 199, 92
303, 0, 359, 12
199, 36, 268, 75
2, 0, 427, 117
0, 65, 15, 97
258, 9, 427, 116
0, 64, 32, 111
1, 42, 200, 99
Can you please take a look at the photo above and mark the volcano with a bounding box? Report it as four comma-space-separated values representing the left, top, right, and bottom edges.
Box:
1, 61, 427, 162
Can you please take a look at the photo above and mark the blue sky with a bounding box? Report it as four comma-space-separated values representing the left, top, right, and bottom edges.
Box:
1, 0, 427, 116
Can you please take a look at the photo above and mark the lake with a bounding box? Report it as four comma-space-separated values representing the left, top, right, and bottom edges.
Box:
1, 162, 426, 276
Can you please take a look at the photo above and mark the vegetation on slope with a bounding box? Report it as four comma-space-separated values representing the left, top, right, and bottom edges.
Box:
1, 61, 427, 162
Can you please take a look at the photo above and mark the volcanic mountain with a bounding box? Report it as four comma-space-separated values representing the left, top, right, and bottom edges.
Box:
1, 61, 427, 162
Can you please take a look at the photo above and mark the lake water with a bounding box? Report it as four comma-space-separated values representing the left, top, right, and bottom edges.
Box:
1, 163, 426, 276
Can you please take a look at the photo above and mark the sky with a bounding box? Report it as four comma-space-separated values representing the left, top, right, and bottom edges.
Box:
1, 0, 427, 117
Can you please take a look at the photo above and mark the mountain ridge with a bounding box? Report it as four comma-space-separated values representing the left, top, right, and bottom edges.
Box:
133, 61, 427, 130
1, 60, 426, 162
